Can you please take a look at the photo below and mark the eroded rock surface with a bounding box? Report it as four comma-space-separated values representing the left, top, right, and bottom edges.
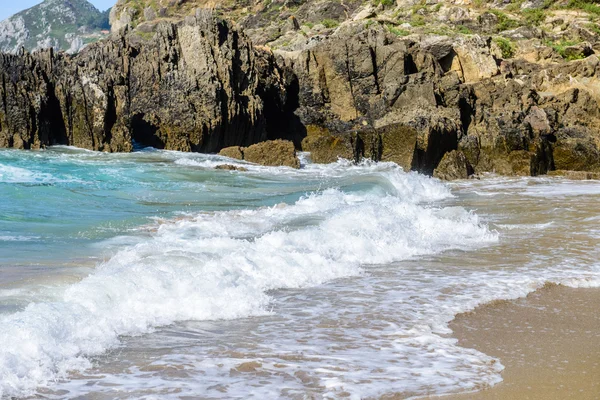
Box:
433, 150, 474, 180
0, 10, 296, 153
281, 25, 600, 176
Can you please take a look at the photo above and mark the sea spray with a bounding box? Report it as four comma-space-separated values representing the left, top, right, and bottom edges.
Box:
0, 163, 495, 397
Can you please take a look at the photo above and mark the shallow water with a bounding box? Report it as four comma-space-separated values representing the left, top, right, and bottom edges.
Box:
0, 147, 598, 399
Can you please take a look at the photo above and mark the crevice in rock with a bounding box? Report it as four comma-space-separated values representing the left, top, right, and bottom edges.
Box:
103, 87, 117, 145
217, 86, 231, 150
411, 126, 459, 175
231, 31, 246, 92
27, 105, 37, 149
351, 132, 364, 163
369, 46, 380, 95
217, 21, 229, 47
318, 65, 330, 104
344, 43, 358, 119
131, 113, 164, 149
404, 53, 418, 75
458, 95, 473, 136
41, 80, 68, 145
1, 75, 7, 117
262, 73, 306, 149
305, 51, 311, 75
75, 77, 95, 149
438, 50, 457, 74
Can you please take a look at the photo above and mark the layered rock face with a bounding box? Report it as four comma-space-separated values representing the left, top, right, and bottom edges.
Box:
282, 25, 600, 176
0, 10, 296, 152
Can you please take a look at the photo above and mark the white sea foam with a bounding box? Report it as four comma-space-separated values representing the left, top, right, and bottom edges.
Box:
44, 261, 600, 400
496, 222, 554, 231
561, 275, 600, 288
174, 155, 250, 169
0, 167, 494, 398
0, 163, 81, 184
0, 235, 40, 242
522, 181, 600, 197
0, 164, 54, 184
3, 152, 599, 399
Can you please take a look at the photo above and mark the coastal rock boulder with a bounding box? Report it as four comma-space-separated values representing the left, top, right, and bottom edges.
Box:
301, 126, 354, 164
219, 140, 300, 168
301, 124, 419, 169
243, 140, 300, 168
215, 164, 249, 171
452, 35, 499, 83
278, 26, 461, 173
433, 150, 473, 180
280, 25, 599, 177
218, 146, 244, 161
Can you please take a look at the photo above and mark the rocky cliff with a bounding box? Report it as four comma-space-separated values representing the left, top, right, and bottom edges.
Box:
0, 0, 110, 54
286, 25, 600, 176
1, 0, 600, 178
0, 10, 297, 152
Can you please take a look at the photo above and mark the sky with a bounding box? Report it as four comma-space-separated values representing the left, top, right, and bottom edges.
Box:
0, 0, 115, 21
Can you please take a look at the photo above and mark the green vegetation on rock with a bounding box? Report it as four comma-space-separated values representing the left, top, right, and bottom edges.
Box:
494, 37, 516, 58
545, 39, 588, 60
567, 0, 600, 16
321, 18, 340, 29
489, 9, 520, 31
0, 0, 109, 54
386, 24, 409, 36
376, 0, 395, 8
456, 25, 473, 34
522, 8, 547, 26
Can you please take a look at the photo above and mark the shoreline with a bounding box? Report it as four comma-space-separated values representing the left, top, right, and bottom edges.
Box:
441, 284, 600, 400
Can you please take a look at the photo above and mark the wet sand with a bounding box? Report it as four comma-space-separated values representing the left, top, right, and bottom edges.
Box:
442, 284, 600, 399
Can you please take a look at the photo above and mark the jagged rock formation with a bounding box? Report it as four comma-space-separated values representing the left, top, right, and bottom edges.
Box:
0, 10, 297, 152
279, 24, 600, 176
1, 0, 600, 178
109, 0, 600, 59
109, 0, 366, 42
0, 0, 109, 54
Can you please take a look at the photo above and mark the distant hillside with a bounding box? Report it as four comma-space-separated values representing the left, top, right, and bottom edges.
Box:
0, 0, 110, 54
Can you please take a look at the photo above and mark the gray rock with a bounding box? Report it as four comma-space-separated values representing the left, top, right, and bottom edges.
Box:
144, 7, 157, 22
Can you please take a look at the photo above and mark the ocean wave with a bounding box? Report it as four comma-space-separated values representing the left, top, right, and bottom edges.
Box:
0, 164, 56, 184
0, 163, 81, 185
0, 166, 495, 398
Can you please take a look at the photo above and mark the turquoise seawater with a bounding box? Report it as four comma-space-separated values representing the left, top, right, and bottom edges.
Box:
0, 146, 599, 399
0, 147, 307, 265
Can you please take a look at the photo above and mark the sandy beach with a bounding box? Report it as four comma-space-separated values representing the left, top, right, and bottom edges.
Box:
443, 284, 600, 400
